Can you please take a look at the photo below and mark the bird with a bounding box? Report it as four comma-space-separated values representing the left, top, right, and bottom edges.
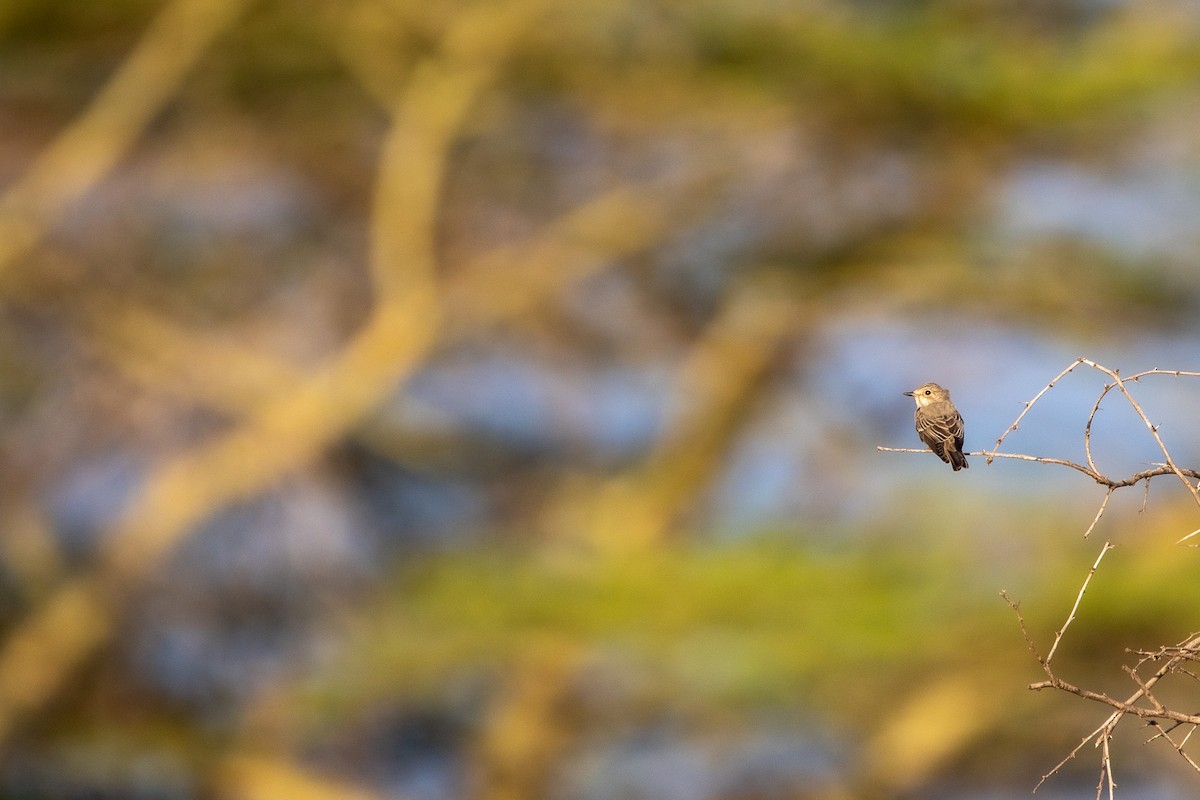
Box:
904, 382, 968, 471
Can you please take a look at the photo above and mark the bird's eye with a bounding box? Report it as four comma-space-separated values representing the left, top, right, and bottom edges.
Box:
924, 390, 931, 395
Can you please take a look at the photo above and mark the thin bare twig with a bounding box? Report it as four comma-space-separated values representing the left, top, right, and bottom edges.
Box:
1079, 359, 1200, 509
1146, 723, 1200, 775
1099, 734, 1115, 800
1082, 490, 1115, 539
876, 447, 1200, 489
1023, 631, 1200, 788
987, 357, 1089, 464
1047, 541, 1114, 663
998, 592, 1108, 791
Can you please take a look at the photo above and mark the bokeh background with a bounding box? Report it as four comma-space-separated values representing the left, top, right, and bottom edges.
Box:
1, 1, 1200, 798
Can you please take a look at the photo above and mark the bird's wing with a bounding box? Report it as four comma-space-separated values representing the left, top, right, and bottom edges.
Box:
916, 404, 965, 454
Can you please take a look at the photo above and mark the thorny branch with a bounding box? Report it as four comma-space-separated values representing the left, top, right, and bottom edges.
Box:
1006, 586, 1200, 793
875, 447, 1200, 500
883, 359, 1200, 794
878, 358, 1200, 541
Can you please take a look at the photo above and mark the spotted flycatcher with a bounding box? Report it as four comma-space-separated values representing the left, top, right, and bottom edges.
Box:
904, 382, 968, 471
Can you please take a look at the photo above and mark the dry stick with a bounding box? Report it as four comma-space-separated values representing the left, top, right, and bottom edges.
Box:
1029, 633, 1200, 752
1023, 665, 1200, 792
1001, 592, 1111, 792
999, 592, 1039, 661
987, 357, 1088, 464
1084, 376, 1107, 477
1150, 725, 1200, 774
1028, 633, 1200, 724
1086, 368, 1200, 482
1034, 721, 1108, 793
1003, 591, 1200, 791
877, 447, 1103, 479
1082, 490, 1115, 539
1037, 695, 1200, 790
1182, 730, 1200, 774
1030, 671, 1200, 726
875, 447, 1200, 488
985, 360, 1200, 493
878, 445, 1192, 541
1099, 735, 1115, 800
1080, 359, 1200, 509
1048, 541, 1114, 663
1122, 665, 1164, 717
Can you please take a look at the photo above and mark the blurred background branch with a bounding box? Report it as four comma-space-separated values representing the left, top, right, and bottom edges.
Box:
0, 1, 1198, 799
0, 0, 251, 278
0, 0, 538, 754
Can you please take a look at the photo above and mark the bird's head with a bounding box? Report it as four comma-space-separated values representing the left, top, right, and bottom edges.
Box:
903, 382, 952, 407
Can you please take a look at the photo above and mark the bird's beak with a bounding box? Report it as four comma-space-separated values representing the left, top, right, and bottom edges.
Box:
902, 391, 914, 397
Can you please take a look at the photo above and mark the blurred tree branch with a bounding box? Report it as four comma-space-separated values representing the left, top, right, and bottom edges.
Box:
213, 752, 382, 800
1, 2, 1199, 797
0, 0, 251, 280
72, 184, 693, 426
546, 273, 802, 554
0, 0, 543, 751
469, 642, 584, 800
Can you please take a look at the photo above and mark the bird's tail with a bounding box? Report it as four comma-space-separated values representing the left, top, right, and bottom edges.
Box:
949, 448, 969, 471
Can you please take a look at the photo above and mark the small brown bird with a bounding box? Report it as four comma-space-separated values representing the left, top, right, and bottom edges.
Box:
904, 382, 968, 471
